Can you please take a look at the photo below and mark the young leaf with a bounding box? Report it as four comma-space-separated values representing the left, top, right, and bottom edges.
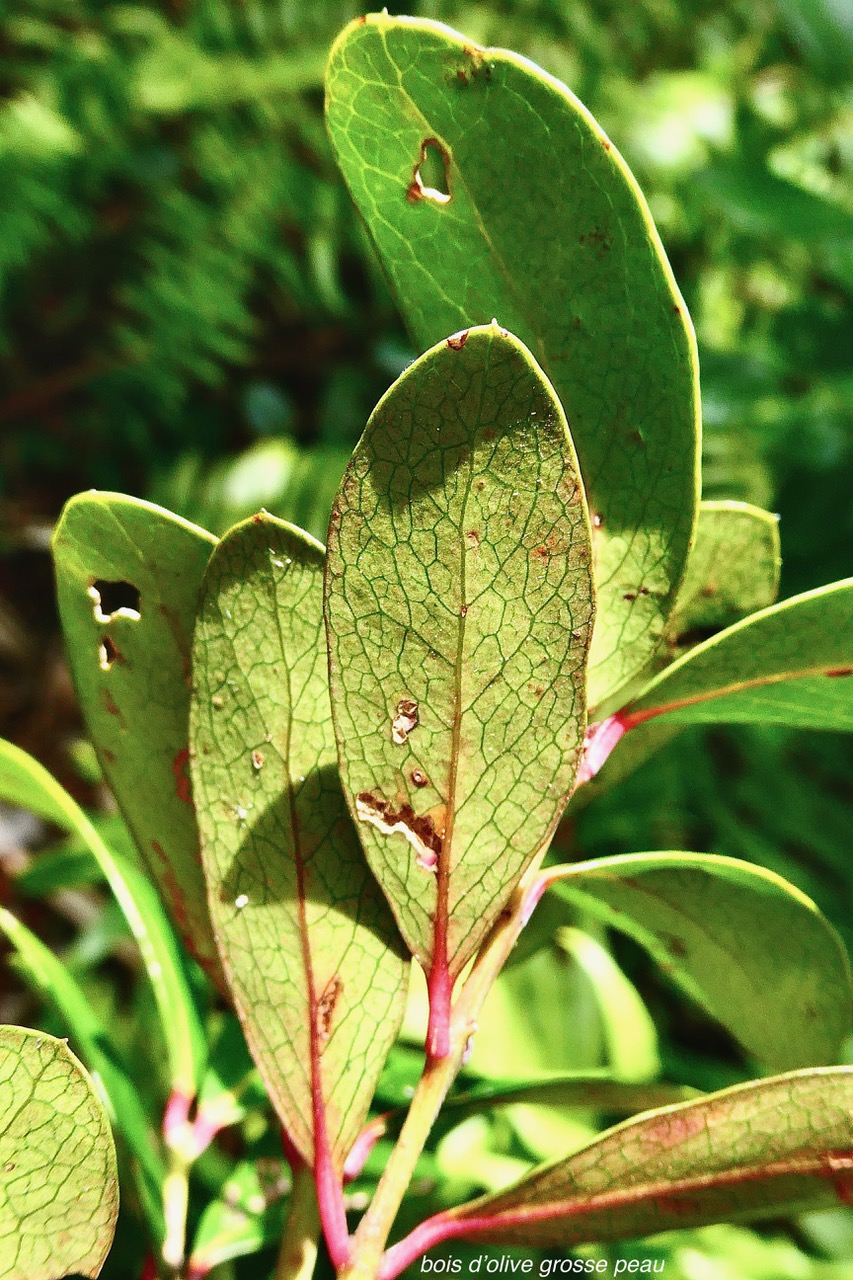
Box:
625, 578, 853, 730
0, 739, 206, 1099
52, 491, 224, 990
0, 1026, 119, 1280
324, 325, 594, 1054
189, 515, 408, 1189
388, 1067, 853, 1265
665, 501, 780, 642
0, 907, 166, 1241
325, 14, 700, 707
547, 852, 853, 1070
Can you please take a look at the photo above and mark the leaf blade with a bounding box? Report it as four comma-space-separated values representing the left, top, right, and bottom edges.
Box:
51, 491, 224, 989
324, 325, 594, 1042
548, 852, 853, 1070
326, 14, 700, 706
414, 1068, 853, 1250
626, 578, 853, 730
0, 1026, 119, 1280
189, 514, 408, 1175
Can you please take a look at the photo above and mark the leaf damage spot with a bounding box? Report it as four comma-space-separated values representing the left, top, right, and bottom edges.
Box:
88, 579, 141, 623
465, 529, 480, 548
391, 697, 419, 744
251, 749, 265, 770
826, 668, 853, 678
98, 635, 122, 671
316, 975, 344, 1042
411, 769, 429, 788
447, 329, 469, 350
355, 792, 445, 873
407, 138, 451, 205
235, 893, 249, 910
172, 748, 193, 806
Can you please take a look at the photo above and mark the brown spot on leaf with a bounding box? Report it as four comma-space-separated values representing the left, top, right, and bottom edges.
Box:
701, 583, 717, 597
100, 688, 123, 720
826, 668, 853, 678
667, 936, 688, 959
172, 748, 193, 806
624, 591, 637, 602
465, 529, 480, 548
316, 975, 343, 1043
411, 769, 429, 788
391, 698, 419, 744
252, 749, 265, 770
98, 635, 122, 670
447, 329, 469, 350
533, 545, 549, 564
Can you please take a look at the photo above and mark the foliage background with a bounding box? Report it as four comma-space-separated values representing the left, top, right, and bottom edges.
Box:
0, 0, 852, 1277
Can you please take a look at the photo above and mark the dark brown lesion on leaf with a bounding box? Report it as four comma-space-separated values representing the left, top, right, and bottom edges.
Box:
355, 792, 445, 872
316, 975, 344, 1043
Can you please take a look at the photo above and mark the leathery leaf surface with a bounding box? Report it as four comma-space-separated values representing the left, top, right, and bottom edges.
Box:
435, 1068, 853, 1248
52, 493, 223, 989
549, 852, 852, 1070
325, 326, 594, 996
326, 13, 700, 708
626, 577, 853, 730
189, 515, 408, 1172
0, 1026, 118, 1280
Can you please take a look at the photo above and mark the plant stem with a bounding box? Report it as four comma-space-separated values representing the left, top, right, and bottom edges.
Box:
340, 857, 548, 1280
276, 1165, 321, 1280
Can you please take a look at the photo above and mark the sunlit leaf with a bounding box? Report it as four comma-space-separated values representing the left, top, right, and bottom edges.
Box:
324, 324, 594, 1053
0, 1026, 119, 1280
326, 13, 700, 706
52, 492, 225, 991
190, 514, 408, 1174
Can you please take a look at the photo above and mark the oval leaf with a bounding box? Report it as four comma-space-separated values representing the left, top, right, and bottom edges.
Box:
189, 515, 408, 1177
0, 907, 165, 1241
548, 852, 853, 1070
0, 739, 206, 1098
412, 1067, 853, 1254
52, 492, 224, 990
326, 14, 700, 707
324, 325, 594, 1051
0, 1026, 119, 1280
625, 578, 853, 730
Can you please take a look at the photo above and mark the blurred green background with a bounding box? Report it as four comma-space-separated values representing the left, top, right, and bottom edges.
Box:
1, 1, 852, 1278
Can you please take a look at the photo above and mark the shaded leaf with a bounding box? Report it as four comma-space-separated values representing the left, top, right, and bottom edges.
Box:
548, 852, 852, 1070
326, 14, 700, 706
189, 515, 408, 1175
666, 500, 780, 643
324, 325, 594, 1052
0, 739, 206, 1097
625, 578, 853, 730
0, 907, 165, 1241
52, 492, 224, 990
406, 1068, 853, 1254
0, 1026, 119, 1279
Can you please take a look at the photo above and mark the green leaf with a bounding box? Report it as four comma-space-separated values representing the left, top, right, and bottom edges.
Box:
325, 14, 700, 707
324, 325, 594, 1052
665, 500, 781, 643
0, 738, 206, 1098
548, 853, 852, 1070
189, 514, 408, 1174
52, 491, 225, 991
625, 578, 853, 730
424, 1067, 853, 1251
0, 907, 166, 1242
0, 1025, 119, 1280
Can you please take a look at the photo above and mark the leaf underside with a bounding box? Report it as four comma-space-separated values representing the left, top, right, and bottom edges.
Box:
324, 326, 595, 993
0, 1026, 118, 1280
441, 1067, 853, 1246
551, 852, 853, 1070
326, 13, 700, 708
628, 577, 853, 729
189, 515, 408, 1172
52, 492, 225, 990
